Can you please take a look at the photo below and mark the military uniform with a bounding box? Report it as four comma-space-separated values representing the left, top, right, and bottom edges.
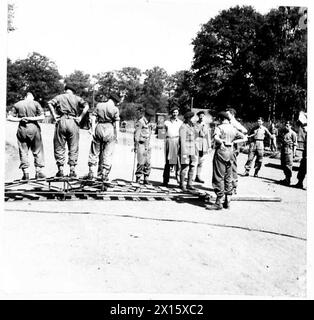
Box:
194, 120, 211, 181
163, 118, 183, 185
229, 118, 247, 192
48, 92, 88, 169
212, 123, 244, 200
12, 98, 45, 173
179, 120, 198, 190
134, 116, 153, 181
244, 125, 272, 176
88, 100, 120, 178
296, 132, 306, 187
280, 129, 298, 185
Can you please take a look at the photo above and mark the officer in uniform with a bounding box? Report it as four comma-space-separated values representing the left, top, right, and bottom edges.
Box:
179, 111, 197, 191
7, 92, 45, 180
134, 109, 155, 184
279, 121, 298, 186
86, 93, 120, 180
208, 112, 246, 210
244, 117, 273, 177
194, 110, 211, 183
225, 108, 247, 194
162, 105, 183, 186
48, 84, 89, 177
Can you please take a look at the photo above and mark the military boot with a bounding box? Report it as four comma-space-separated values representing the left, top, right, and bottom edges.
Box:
69, 166, 77, 178
56, 165, 64, 177
223, 194, 231, 209
21, 172, 30, 180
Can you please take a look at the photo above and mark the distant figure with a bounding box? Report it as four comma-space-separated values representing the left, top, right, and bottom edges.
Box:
179, 111, 197, 191
162, 105, 183, 187
48, 84, 89, 177
244, 117, 273, 177
269, 122, 278, 152
225, 108, 247, 194
279, 121, 298, 186
194, 110, 211, 183
7, 92, 45, 180
86, 93, 120, 181
134, 109, 155, 184
294, 124, 307, 189
208, 112, 246, 210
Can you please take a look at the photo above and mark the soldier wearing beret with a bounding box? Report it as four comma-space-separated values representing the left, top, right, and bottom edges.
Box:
244, 117, 273, 178
48, 84, 89, 177
86, 93, 120, 181
162, 105, 183, 186
134, 108, 155, 184
179, 111, 197, 191
208, 112, 247, 210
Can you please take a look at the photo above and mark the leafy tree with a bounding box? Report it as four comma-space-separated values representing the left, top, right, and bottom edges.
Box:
94, 71, 120, 100
116, 67, 143, 103
169, 70, 196, 115
6, 52, 63, 108
8, 3, 15, 32
191, 5, 307, 121
141, 66, 168, 114
192, 6, 264, 118
64, 70, 91, 99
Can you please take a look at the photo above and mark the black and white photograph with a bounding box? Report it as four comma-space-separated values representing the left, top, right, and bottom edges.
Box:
0, 0, 312, 300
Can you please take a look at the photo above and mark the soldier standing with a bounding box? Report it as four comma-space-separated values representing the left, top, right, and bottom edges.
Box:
244, 117, 273, 177
208, 112, 247, 210
7, 92, 45, 180
269, 122, 278, 153
162, 105, 183, 186
134, 109, 155, 184
279, 121, 298, 186
225, 108, 247, 194
194, 110, 211, 183
179, 111, 197, 191
48, 84, 89, 177
86, 93, 120, 180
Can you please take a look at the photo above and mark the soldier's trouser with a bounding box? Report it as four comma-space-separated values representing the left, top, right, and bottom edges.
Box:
135, 141, 151, 178
53, 117, 79, 166
245, 147, 263, 173
270, 137, 277, 152
212, 151, 233, 198
196, 151, 206, 177
281, 150, 293, 182
88, 123, 115, 173
17, 123, 45, 170
231, 150, 239, 189
297, 154, 306, 183
180, 155, 197, 185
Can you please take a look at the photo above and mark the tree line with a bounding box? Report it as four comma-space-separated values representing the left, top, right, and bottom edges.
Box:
7, 5, 307, 121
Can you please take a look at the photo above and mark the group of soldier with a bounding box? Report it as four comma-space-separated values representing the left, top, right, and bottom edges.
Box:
8, 84, 307, 211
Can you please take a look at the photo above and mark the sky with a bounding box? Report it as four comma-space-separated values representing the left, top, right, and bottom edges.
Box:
5, 0, 285, 77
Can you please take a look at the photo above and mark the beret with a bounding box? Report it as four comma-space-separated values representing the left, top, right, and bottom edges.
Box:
184, 111, 195, 119
145, 108, 155, 116
64, 84, 76, 93
217, 111, 230, 121
197, 110, 205, 116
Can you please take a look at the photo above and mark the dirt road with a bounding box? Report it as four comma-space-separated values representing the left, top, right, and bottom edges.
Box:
1, 122, 307, 297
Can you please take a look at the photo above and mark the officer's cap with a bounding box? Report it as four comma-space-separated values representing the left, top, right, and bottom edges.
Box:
170, 106, 179, 113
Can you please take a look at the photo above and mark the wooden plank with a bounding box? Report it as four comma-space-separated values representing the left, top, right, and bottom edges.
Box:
22, 193, 40, 200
